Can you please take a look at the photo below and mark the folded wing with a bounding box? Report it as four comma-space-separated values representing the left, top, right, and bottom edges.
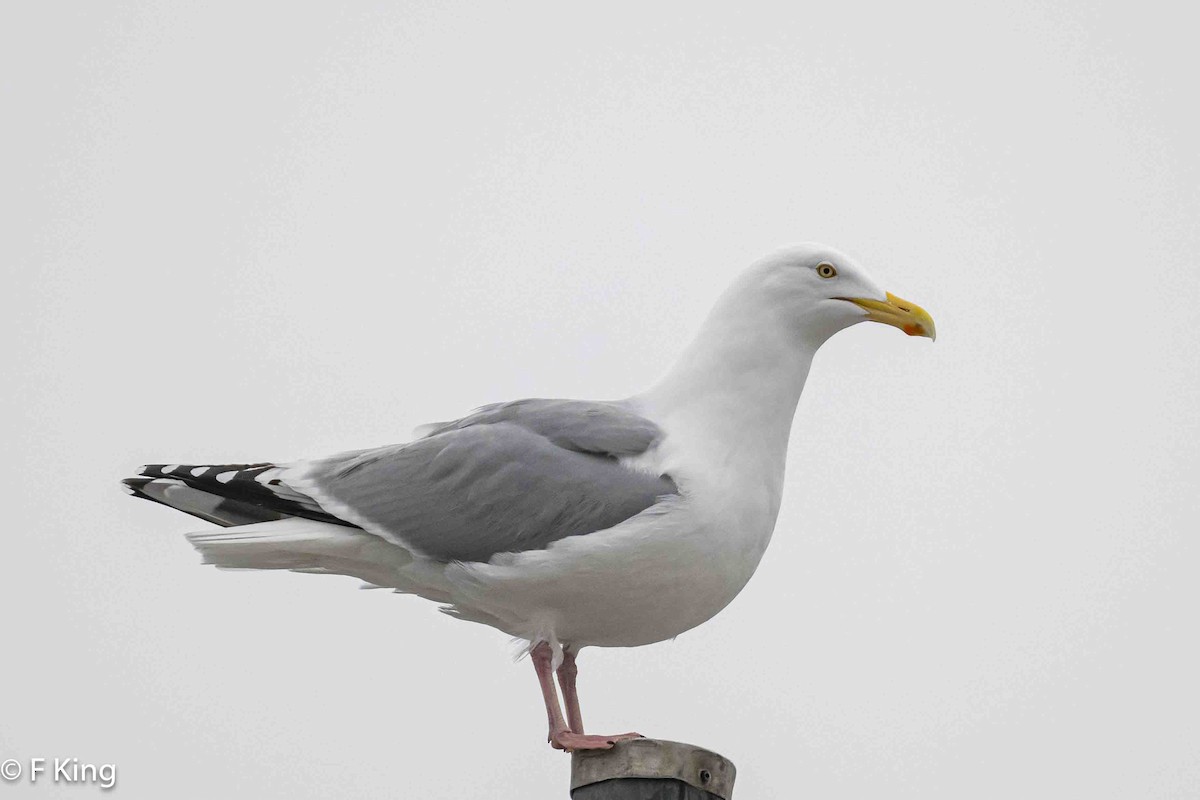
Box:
125, 399, 678, 565
284, 399, 677, 563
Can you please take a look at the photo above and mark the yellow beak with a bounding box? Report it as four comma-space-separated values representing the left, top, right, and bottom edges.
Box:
841, 292, 936, 340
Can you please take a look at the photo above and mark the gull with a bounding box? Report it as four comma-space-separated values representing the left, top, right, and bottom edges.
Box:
122, 243, 935, 751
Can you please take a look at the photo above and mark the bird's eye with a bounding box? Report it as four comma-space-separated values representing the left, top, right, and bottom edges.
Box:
816, 263, 838, 279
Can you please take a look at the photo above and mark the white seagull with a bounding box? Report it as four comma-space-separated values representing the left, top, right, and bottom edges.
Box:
123, 243, 935, 751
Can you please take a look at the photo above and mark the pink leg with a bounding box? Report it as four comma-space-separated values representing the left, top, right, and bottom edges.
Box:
530, 643, 643, 752
556, 647, 585, 733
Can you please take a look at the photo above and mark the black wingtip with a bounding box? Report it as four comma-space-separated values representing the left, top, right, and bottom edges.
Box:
120, 463, 352, 529
121, 476, 153, 498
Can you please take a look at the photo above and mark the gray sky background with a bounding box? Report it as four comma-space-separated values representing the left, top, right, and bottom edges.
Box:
3, 3, 1197, 798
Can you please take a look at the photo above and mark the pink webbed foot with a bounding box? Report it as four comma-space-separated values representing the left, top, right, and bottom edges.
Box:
550, 730, 644, 752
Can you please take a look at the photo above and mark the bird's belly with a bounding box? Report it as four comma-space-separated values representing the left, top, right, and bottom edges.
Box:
442, 497, 775, 648
554, 550, 755, 648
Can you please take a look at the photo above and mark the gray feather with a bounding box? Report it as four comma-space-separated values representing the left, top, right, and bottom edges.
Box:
420, 399, 665, 456
289, 400, 676, 563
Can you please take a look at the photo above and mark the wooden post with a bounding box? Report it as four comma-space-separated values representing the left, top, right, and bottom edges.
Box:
570, 739, 736, 799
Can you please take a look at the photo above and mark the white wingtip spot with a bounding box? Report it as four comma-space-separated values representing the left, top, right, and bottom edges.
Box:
161, 464, 180, 475
215, 471, 237, 484
121, 484, 137, 495
191, 466, 210, 477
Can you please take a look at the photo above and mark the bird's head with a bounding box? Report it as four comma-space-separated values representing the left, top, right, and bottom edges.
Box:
735, 243, 936, 346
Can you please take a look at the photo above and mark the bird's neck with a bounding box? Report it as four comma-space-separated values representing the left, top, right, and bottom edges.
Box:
638, 296, 818, 484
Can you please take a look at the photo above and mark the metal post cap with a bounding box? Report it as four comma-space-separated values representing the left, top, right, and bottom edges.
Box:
571, 738, 737, 799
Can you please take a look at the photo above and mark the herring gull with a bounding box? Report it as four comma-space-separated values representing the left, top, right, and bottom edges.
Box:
122, 243, 935, 751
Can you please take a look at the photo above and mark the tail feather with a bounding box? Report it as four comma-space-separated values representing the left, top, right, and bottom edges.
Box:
185, 518, 419, 590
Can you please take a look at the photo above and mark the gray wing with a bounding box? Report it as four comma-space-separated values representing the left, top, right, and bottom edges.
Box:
283, 400, 677, 563
418, 399, 665, 455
